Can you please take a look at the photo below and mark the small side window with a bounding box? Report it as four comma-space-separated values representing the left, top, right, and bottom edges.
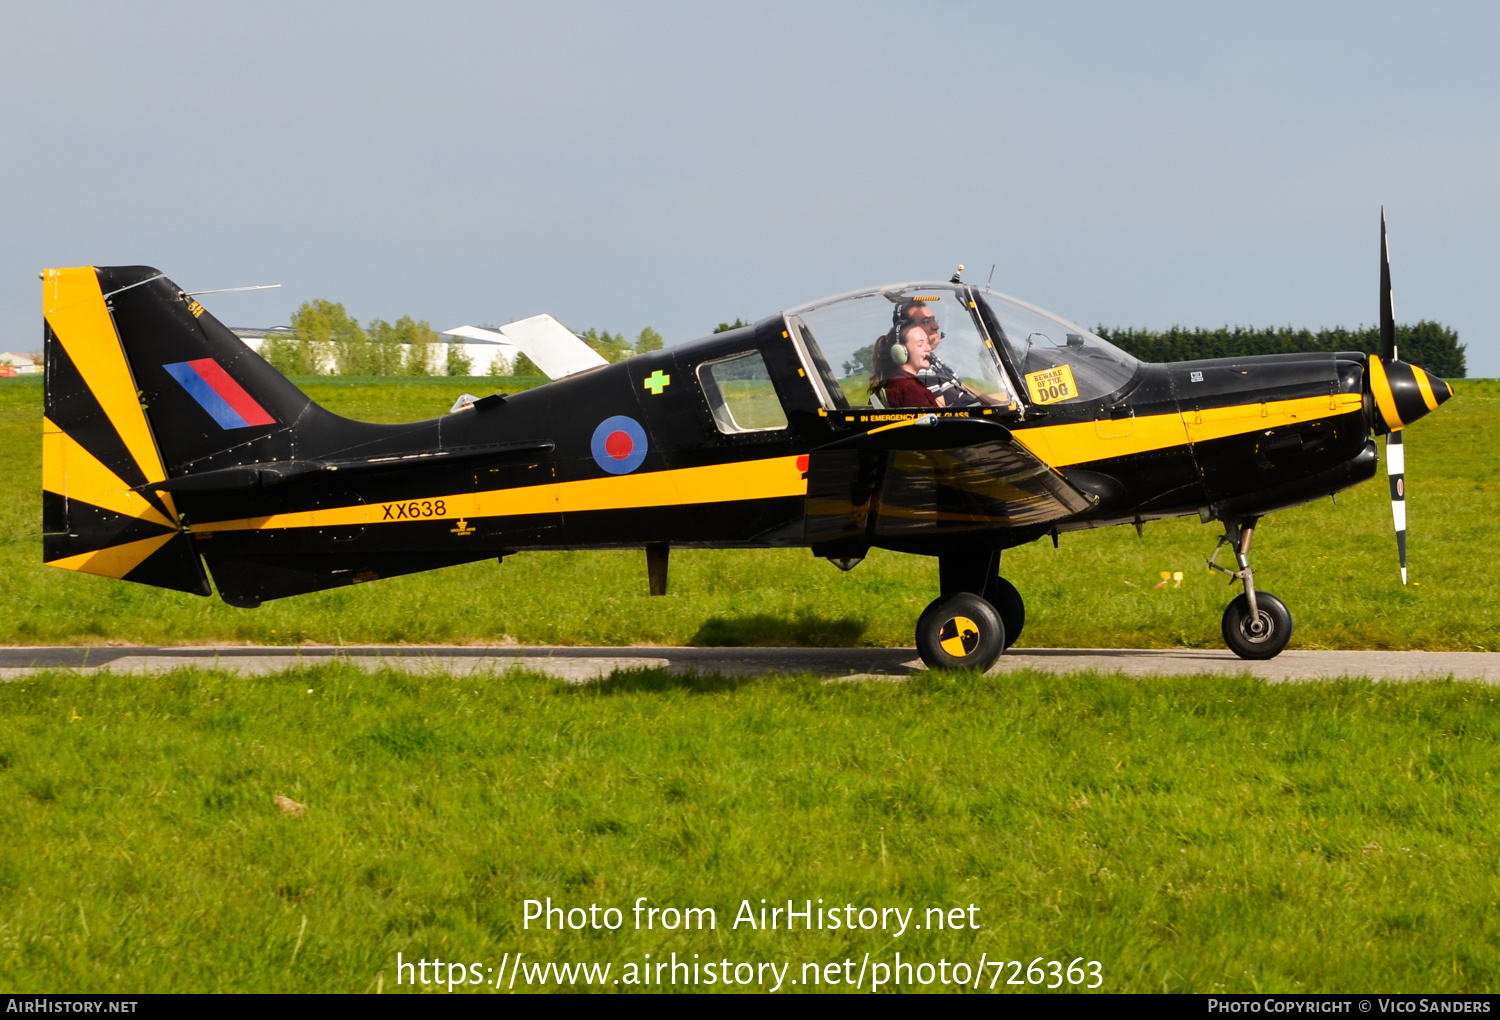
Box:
698, 352, 789, 434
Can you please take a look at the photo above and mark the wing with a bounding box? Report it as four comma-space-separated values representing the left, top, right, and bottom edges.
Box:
805, 415, 1094, 544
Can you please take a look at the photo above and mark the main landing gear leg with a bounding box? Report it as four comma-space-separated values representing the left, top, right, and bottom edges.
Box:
1209, 517, 1294, 660
940, 550, 1026, 649
914, 552, 1013, 672
984, 571, 1025, 651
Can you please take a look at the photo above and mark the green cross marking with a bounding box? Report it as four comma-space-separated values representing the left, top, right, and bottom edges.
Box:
643, 370, 671, 395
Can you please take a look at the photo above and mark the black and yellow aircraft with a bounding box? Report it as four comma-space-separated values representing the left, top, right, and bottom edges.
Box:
40, 218, 1452, 671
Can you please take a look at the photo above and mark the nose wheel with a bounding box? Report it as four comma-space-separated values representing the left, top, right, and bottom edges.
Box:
1221, 591, 1293, 660
1209, 517, 1294, 659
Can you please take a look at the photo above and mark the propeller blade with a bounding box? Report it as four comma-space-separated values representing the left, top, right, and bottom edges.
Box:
1380, 208, 1397, 361
1386, 430, 1407, 584
1381, 210, 1407, 584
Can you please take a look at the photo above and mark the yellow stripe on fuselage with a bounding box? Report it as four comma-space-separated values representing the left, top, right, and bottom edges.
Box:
194, 454, 811, 533
189, 394, 1364, 536
1014, 393, 1363, 467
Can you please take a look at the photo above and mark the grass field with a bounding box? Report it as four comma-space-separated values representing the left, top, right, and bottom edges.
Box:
3, 374, 1496, 650
2, 663, 1498, 993
5, 375, 1500, 994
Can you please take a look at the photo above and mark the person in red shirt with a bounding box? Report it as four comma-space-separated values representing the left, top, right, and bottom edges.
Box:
870, 321, 941, 407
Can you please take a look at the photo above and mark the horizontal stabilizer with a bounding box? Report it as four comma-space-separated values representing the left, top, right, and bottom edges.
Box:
445, 315, 608, 380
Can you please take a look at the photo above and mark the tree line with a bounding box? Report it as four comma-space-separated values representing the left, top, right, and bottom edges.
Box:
259, 300, 664, 377
1094, 322, 1466, 378
257, 302, 1467, 381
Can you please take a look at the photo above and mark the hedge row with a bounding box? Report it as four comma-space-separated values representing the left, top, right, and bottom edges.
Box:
1094, 322, 1465, 378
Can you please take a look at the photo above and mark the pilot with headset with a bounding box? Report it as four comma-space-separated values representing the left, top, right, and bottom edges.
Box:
895, 300, 984, 408
869, 318, 941, 407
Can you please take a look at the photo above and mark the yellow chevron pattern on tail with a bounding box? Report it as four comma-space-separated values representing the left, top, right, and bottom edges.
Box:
46, 532, 179, 579
42, 416, 175, 529
41, 267, 204, 593
43, 268, 168, 488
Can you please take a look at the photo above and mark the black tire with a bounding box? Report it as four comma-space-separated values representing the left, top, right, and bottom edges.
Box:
1221, 591, 1294, 660
984, 574, 1025, 649
916, 592, 1006, 672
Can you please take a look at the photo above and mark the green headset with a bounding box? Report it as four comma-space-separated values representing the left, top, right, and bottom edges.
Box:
889, 301, 929, 367
890, 331, 910, 366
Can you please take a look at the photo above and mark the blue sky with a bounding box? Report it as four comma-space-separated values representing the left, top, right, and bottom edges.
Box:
4, 2, 1497, 374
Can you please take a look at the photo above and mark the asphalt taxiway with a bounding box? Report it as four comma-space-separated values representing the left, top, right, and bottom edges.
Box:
2, 646, 1497, 683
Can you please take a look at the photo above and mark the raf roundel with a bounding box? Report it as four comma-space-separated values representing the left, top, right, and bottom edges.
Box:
590, 415, 649, 475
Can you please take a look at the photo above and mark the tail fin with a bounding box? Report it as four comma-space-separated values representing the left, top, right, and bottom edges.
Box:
41, 266, 310, 595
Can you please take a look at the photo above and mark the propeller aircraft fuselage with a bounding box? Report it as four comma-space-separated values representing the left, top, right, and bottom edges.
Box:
40, 230, 1453, 670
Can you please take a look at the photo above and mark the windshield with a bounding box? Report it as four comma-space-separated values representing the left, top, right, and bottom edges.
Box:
979, 292, 1139, 405
785, 284, 1016, 410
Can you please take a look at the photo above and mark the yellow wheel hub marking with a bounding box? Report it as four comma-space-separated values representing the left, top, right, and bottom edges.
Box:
939, 615, 979, 658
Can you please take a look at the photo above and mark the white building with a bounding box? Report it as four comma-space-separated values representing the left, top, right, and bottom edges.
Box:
230, 329, 517, 376
438, 337, 519, 376
0, 352, 40, 375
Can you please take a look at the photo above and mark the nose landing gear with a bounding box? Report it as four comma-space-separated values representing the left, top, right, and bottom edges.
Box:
1209, 517, 1294, 659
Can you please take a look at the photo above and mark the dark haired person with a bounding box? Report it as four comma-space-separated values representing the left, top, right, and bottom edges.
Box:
871, 321, 941, 407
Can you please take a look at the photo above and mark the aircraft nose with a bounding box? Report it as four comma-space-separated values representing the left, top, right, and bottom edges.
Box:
1367, 355, 1454, 433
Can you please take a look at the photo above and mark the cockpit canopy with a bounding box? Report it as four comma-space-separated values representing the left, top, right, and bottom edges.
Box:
985, 291, 1140, 406
783, 283, 1139, 410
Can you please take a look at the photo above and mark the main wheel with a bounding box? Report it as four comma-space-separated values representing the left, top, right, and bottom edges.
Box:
984, 574, 1025, 649
1221, 591, 1293, 660
916, 592, 1006, 672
